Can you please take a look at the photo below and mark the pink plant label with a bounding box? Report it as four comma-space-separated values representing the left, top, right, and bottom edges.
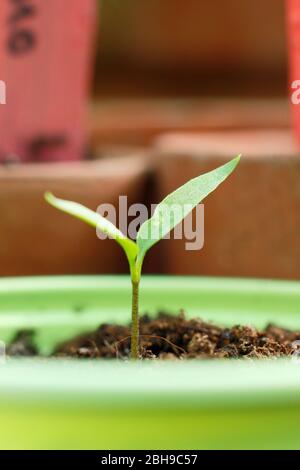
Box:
287, 0, 300, 145
0, 0, 97, 162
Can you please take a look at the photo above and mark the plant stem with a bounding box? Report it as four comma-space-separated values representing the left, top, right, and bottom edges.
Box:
131, 279, 140, 360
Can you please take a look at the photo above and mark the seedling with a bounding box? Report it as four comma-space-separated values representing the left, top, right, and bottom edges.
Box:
45, 156, 240, 359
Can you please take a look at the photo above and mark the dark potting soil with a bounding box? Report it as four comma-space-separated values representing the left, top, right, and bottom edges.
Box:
6, 312, 300, 360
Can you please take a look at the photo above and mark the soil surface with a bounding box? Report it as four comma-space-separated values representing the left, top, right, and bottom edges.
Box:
6, 312, 300, 360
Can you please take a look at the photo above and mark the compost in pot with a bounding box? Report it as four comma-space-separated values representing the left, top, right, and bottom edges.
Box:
7, 312, 300, 360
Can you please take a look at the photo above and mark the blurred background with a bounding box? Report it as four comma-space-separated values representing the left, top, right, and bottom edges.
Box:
96, 0, 287, 98
92, 0, 289, 147
0, 0, 299, 279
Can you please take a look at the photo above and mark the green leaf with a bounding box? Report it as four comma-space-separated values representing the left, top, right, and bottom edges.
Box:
136, 155, 241, 260
45, 192, 138, 264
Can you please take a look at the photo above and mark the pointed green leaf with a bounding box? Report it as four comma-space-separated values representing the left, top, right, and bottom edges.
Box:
136, 155, 240, 259
45, 192, 138, 263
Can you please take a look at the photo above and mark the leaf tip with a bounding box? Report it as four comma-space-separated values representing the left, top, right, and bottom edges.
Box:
234, 154, 242, 165
44, 191, 54, 203
44, 191, 59, 209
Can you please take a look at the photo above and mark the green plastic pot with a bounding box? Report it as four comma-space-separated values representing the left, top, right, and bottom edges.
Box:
0, 275, 300, 450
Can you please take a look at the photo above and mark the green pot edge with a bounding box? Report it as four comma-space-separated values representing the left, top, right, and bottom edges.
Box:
0, 274, 299, 410
0, 275, 300, 449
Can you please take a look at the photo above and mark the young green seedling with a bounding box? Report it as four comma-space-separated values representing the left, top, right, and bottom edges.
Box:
45, 156, 240, 359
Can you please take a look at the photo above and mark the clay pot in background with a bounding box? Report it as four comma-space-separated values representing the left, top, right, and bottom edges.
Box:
0, 157, 149, 276
153, 130, 300, 280
89, 98, 290, 149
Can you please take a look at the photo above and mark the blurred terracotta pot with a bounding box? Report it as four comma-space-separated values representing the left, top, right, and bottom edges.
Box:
0, 157, 148, 276
89, 98, 289, 149
153, 130, 300, 280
